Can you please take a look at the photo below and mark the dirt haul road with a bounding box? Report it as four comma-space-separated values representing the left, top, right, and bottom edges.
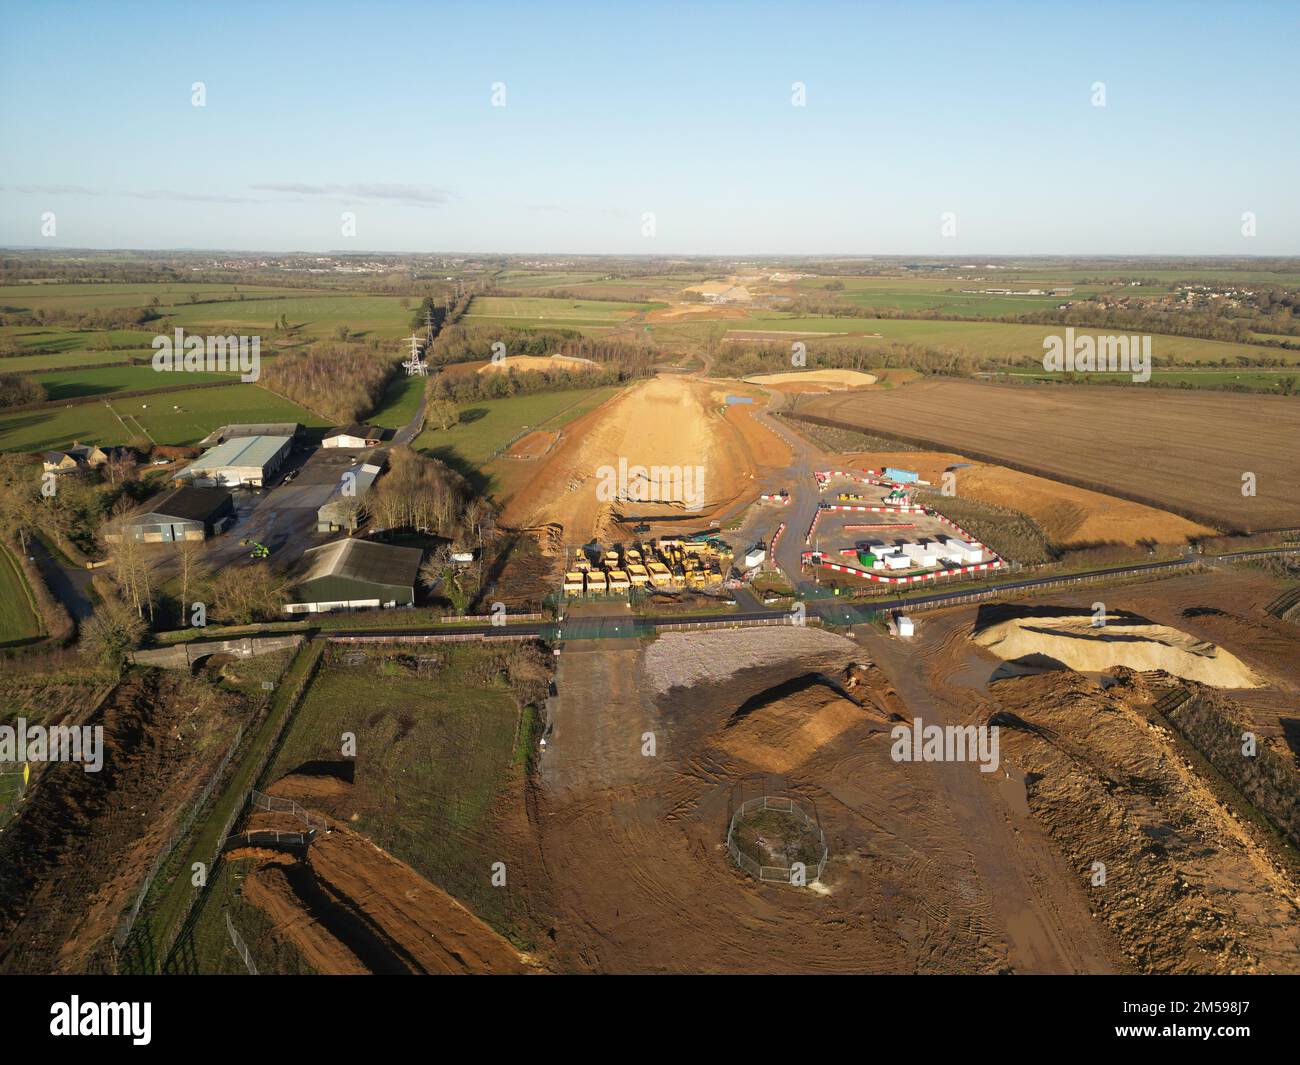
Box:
501, 374, 790, 544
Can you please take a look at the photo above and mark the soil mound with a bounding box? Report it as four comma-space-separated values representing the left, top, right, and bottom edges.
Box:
477, 354, 598, 374
238, 820, 529, 975
717, 675, 868, 773
972, 606, 1259, 688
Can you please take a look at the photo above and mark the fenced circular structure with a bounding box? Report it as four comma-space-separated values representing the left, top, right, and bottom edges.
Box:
726, 792, 828, 886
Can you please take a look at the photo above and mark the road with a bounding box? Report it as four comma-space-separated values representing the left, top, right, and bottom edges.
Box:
27, 534, 94, 622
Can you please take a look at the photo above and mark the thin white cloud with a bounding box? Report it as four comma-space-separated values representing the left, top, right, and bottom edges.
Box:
250, 181, 451, 206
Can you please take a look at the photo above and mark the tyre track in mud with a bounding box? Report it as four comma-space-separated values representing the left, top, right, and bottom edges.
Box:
857, 616, 1119, 973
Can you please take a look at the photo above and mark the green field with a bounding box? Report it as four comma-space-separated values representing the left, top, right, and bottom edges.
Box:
0, 543, 41, 647
0, 282, 330, 313
792, 275, 1100, 316
262, 646, 534, 944
165, 294, 414, 340
0, 350, 143, 374
493, 270, 608, 289
650, 312, 1297, 366
415, 384, 620, 473
0, 383, 328, 451
30, 363, 251, 401
0, 326, 161, 353
464, 295, 655, 328
367, 373, 424, 429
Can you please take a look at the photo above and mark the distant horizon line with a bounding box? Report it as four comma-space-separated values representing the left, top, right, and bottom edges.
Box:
3, 246, 1298, 262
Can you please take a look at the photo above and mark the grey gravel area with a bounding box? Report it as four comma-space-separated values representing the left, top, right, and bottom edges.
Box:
644, 626, 858, 694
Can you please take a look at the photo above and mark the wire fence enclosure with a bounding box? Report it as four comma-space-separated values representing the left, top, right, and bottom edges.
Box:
248, 788, 331, 832
225, 911, 258, 975
726, 795, 828, 886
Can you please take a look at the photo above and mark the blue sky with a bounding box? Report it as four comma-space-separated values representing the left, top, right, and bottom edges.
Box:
2, 0, 1297, 254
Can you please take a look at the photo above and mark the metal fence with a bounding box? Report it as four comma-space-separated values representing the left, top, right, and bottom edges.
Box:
112, 722, 245, 951
248, 788, 331, 832
726, 795, 828, 885
225, 911, 258, 975
225, 828, 316, 851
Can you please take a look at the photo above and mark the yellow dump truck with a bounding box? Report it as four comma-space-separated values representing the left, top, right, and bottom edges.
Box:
646, 561, 672, 587
627, 563, 650, 587
608, 569, 631, 592
563, 572, 586, 595
585, 570, 607, 595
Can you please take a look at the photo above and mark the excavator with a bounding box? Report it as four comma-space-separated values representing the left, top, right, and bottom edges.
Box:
241, 538, 271, 560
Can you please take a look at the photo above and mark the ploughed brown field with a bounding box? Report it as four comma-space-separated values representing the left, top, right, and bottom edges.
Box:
798, 379, 1300, 532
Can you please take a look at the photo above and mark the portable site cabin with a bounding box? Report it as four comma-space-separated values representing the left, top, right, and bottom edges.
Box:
941, 538, 985, 565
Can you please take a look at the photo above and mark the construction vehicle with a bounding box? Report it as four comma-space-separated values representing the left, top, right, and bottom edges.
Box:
563, 572, 585, 595
627, 563, 651, 587
241, 538, 270, 559
646, 561, 672, 587
585, 570, 608, 595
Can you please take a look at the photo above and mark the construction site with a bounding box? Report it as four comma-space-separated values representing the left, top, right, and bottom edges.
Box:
800, 466, 1004, 586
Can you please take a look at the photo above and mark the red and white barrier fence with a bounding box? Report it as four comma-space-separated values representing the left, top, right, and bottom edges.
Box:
805, 506, 825, 544
804, 555, 1004, 585
822, 504, 928, 514
770, 522, 786, 562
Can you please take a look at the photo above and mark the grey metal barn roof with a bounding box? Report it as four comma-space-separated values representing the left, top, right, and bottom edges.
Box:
184, 434, 292, 474
325, 423, 383, 440
134, 486, 233, 524
197, 423, 301, 448
295, 538, 423, 588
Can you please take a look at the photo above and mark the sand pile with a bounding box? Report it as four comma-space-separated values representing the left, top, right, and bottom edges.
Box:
502, 374, 786, 541
477, 354, 598, 374
973, 608, 1259, 688
745, 369, 877, 390
717, 677, 868, 773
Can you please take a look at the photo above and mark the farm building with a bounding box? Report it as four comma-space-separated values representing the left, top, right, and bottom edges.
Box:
317, 462, 383, 532
175, 435, 292, 488
42, 442, 108, 473
196, 422, 301, 448
284, 538, 423, 613
323, 424, 384, 448
104, 486, 235, 543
